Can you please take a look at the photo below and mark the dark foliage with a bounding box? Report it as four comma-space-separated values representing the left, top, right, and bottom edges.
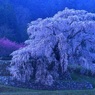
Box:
0, 38, 24, 58
0, 0, 95, 42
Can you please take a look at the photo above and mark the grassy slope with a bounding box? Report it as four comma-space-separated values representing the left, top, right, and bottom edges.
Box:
0, 73, 95, 95
0, 61, 95, 95
0, 86, 95, 95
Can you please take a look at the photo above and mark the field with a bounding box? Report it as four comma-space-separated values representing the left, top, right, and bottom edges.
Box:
0, 60, 95, 95
0, 73, 95, 95
0, 85, 95, 95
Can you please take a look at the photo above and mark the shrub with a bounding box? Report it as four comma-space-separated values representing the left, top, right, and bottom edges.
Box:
0, 38, 24, 58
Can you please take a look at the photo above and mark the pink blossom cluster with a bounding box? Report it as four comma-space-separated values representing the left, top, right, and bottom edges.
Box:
0, 38, 24, 57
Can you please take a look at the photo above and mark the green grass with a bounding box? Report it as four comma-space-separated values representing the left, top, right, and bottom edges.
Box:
71, 72, 95, 87
0, 86, 95, 95
0, 73, 95, 95
0, 66, 95, 95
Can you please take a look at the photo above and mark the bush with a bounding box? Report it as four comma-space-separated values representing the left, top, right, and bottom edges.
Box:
0, 38, 24, 59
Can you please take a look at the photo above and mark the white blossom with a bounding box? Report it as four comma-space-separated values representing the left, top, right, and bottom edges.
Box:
10, 8, 95, 85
